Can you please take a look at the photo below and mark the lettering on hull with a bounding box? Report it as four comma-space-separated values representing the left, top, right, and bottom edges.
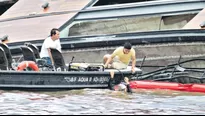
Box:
64, 76, 109, 84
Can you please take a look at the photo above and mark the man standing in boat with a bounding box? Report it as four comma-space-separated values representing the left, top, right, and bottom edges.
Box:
103, 42, 136, 73
40, 28, 61, 66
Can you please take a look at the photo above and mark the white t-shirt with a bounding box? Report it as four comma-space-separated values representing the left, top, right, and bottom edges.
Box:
40, 37, 62, 58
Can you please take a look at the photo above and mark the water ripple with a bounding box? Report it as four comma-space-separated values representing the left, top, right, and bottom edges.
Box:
0, 89, 204, 115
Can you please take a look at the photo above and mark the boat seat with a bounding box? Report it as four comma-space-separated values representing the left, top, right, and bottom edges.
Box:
21, 46, 36, 62
0, 47, 9, 70
25, 42, 40, 59
20, 46, 47, 68
50, 48, 68, 71
0, 43, 13, 70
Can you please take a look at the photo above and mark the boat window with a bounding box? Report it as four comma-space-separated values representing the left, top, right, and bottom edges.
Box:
63, 13, 196, 37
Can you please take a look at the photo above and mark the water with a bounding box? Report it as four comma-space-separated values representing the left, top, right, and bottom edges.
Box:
0, 89, 204, 115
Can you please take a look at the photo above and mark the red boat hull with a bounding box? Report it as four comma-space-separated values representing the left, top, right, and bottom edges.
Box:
129, 80, 205, 93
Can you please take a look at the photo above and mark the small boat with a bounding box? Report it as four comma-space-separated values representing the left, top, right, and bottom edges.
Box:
0, 43, 142, 90
2, 43, 205, 93
128, 56, 205, 93
129, 80, 205, 93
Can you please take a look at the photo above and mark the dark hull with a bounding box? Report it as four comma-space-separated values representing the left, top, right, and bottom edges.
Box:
0, 70, 136, 90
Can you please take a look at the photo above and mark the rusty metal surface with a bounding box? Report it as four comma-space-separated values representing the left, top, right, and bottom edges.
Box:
1, 0, 91, 19
0, 0, 92, 43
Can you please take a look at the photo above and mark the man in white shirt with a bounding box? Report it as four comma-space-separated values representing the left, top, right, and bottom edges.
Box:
40, 28, 62, 65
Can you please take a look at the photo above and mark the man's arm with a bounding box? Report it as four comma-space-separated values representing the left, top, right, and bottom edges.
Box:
104, 55, 115, 68
56, 39, 62, 52
104, 48, 118, 68
131, 56, 136, 69
131, 50, 136, 73
47, 48, 54, 65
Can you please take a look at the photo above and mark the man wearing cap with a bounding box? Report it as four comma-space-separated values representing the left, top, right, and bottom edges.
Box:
1, 35, 9, 45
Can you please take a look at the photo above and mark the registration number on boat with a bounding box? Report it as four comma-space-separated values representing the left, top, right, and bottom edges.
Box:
64, 77, 108, 83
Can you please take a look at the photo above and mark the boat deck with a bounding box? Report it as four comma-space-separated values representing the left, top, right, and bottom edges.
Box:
0, 0, 93, 43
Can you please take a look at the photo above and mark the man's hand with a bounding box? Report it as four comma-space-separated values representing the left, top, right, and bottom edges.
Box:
124, 77, 129, 84
104, 64, 111, 68
104, 64, 107, 68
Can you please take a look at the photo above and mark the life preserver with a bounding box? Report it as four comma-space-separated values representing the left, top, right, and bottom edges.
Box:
17, 61, 39, 71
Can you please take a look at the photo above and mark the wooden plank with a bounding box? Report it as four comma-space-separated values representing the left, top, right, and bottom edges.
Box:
182, 8, 205, 29
0, 0, 92, 43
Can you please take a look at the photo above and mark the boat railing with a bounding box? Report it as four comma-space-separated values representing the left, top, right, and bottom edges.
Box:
133, 55, 205, 83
